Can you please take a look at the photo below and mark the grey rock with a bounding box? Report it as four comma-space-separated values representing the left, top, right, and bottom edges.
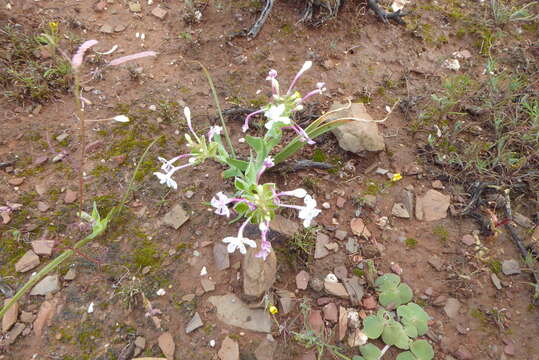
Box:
269, 215, 299, 237
502, 259, 521, 275
201, 277, 215, 293
30, 275, 60, 296
345, 237, 359, 254
213, 243, 230, 271
254, 338, 275, 360
15, 250, 40, 273
2, 299, 18, 332
296, 270, 310, 290
416, 190, 450, 221
309, 278, 324, 292
329, 102, 385, 153
401, 189, 415, 219
334, 265, 348, 280
335, 230, 348, 241
99, 24, 114, 34
162, 204, 190, 229
276, 289, 295, 315
392, 203, 410, 218
314, 232, 330, 259
134, 336, 146, 349
363, 194, 377, 209
342, 277, 364, 306
185, 312, 203, 333
208, 294, 272, 333
219, 336, 239, 360
242, 241, 277, 298
324, 280, 349, 299
428, 256, 444, 271
6, 322, 25, 344
151, 6, 168, 19
64, 268, 77, 281
513, 212, 534, 229
444, 298, 461, 318
491, 273, 502, 290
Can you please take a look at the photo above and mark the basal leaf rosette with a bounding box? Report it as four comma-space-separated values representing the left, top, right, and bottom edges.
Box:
375, 273, 413, 308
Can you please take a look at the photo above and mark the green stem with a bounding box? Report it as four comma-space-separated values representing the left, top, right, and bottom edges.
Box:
198, 62, 236, 157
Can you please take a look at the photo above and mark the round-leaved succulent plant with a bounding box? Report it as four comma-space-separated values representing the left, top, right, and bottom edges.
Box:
397, 302, 430, 338
395, 340, 435, 360
362, 309, 411, 350
375, 273, 413, 308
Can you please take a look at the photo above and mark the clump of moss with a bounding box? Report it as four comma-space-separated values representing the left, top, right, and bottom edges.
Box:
433, 225, 449, 242
405, 238, 418, 248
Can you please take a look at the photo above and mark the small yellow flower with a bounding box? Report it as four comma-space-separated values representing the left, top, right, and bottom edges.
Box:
269, 305, 278, 315
391, 173, 403, 182
49, 22, 59, 34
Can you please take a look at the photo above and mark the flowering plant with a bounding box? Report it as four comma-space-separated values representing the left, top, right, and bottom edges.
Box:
154, 61, 349, 260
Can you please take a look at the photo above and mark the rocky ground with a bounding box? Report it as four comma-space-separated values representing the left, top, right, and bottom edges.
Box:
1, 0, 538, 360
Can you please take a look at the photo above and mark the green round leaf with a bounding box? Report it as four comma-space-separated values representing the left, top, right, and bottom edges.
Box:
382, 321, 410, 350
375, 273, 401, 291
363, 315, 384, 339
397, 283, 414, 304
359, 343, 382, 360
403, 323, 418, 338
396, 352, 416, 360
379, 289, 402, 308
397, 303, 430, 336
411, 340, 435, 360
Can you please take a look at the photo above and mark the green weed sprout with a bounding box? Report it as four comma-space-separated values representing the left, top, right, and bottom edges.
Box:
375, 273, 413, 308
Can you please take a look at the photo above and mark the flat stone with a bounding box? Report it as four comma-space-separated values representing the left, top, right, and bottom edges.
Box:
325, 242, 339, 252
314, 232, 330, 259
64, 189, 78, 204
444, 298, 461, 318
342, 277, 364, 306
491, 273, 502, 290
336, 197, 346, 208
276, 289, 295, 315
324, 279, 349, 299
151, 6, 168, 19
208, 294, 272, 333
392, 203, 410, 218
338, 306, 348, 341
401, 189, 414, 219
135, 336, 146, 349
254, 339, 275, 360
432, 180, 444, 189
335, 230, 347, 241
502, 259, 520, 275
8, 177, 24, 186
201, 278, 215, 293
243, 241, 277, 298
35, 183, 48, 196
308, 310, 324, 335
158, 332, 175, 360
269, 215, 299, 237
2, 299, 18, 332
334, 265, 348, 280
30, 275, 60, 296
37, 201, 50, 212
461, 234, 475, 246
218, 336, 239, 360
513, 212, 534, 228
213, 243, 230, 271
6, 322, 25, 344
350, 218, 371, 238
416, 190, 450, 221
363, 194, 377, 209
162, 204, 190, 229
309, 277, 324, 292
34, 156, 48, 166
348, 328, 368, 347
345, 237, 359, 254
34, 299, 57, 336
64, 268, 77, 281
15, 250, 40, 272
31, 240, 54, 256
322, 303, 338, 322
20, 311, 34, 323
296, 270, 310, 290
428, 256, 444, 271
185, 312, 203, 334
329, 102, 385, 153
128, 2, 141, 12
